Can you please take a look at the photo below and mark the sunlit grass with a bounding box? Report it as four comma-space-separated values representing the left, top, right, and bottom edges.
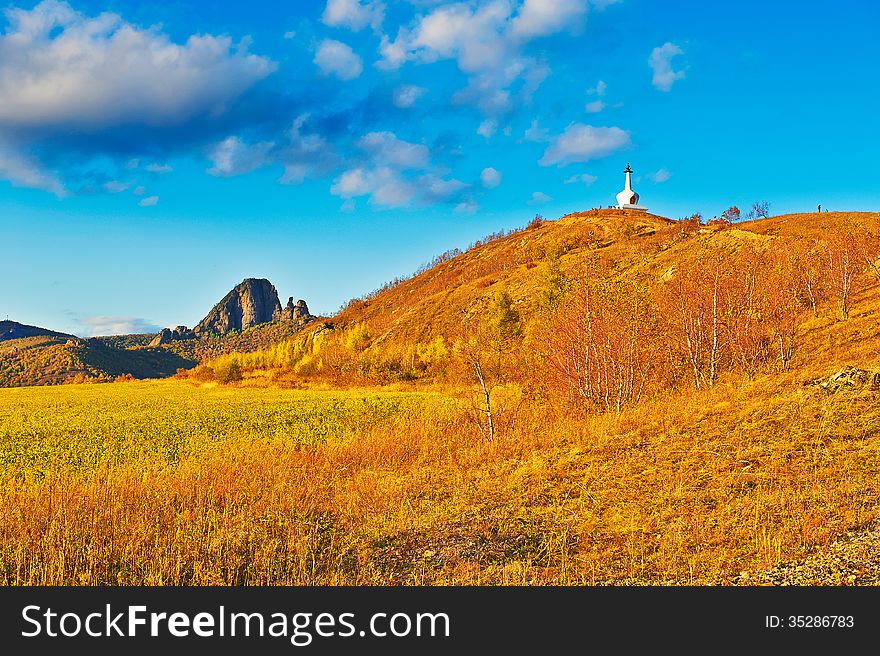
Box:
0, 375, 878, 585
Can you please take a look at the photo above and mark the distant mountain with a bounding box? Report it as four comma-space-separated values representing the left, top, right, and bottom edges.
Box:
0, 320, 73, 342
194, 278, 311, 336
0, 279, 316, 388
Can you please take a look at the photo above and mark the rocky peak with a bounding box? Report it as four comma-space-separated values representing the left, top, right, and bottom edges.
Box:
194, 278, 283, 337
280, 297, 311, 322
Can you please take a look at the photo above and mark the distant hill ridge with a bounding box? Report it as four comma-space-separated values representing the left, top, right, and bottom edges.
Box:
0, 320, 73, 342
0, 277, 315, 387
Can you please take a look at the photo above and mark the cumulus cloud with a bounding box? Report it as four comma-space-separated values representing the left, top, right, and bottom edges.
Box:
333, 168, 468, 207
79, 316, 161, 336
144, 163, 173, 174
650, 168, 672, 183
585, 100, 605, 113
529, 191, 552, 204
357, 131, 429, 169
587, 79, 607, 96
322, 0, 384, 32
0, 1, 275, 130
138, 195, 159, 207
649, 42, 686, 92
207, 136, 275, 177
455, 199, 479, 214
509, 0, 588, 40
0, 1, 276, 195
392, 84, 426, 108
330, 129, 468, 208
564, 172, 598, 185
314, 39, 363, 80
207, 115, 336, 184
539, 123, 631, 167
522, 119, 550, 142
480, 167, 502, 188
376, 0, 586, 115
477, 118, 498, 138
104, 180, 131, 193
0, 142, 65, 196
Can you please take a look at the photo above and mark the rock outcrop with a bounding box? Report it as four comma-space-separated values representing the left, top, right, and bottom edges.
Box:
193, 278, 284, 337
149, 325, 196, 347
806, 366, 880, 393
280, 297, 311, 322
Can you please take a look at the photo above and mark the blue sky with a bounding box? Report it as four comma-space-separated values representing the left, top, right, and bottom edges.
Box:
2, 0, 878, 335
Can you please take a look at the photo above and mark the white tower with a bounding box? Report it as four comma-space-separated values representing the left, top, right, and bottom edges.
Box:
616, 164, 647, 211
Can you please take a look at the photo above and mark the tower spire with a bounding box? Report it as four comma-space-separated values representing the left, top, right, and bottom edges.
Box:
615, 163, 646, 211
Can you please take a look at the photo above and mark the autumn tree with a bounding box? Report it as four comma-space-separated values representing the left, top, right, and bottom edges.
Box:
457, 290, 522, 441
662, 252, 726, 389
721, 206, 741, 223
827, 233, 858, 320
548, 261, 657, 413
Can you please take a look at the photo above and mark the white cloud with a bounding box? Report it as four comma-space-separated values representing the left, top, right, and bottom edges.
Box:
650, 168, 672, 183
564, 173, 598, 185
509, 0, 588, 41
455, 199, 479, 214
144, 163, 172, 174
392, 84, 426, 108
138, 195, 159, 207
0, 1, 275, 130
207, 136, 274, 177
649, 42, 686, 92
357, 132, 429, 169
522, 119, 550, 142
207, 115, 335, 184
278, 116, 336, 184
104, 180, 131, 193
375, 1, 582, 115
314, 39, 363, 80
132, 185, 146, 196
79, 315, 160, 336
477, 118, 498, 138
322, 0, 384, 32
587, 79, 607, 96
283, 30, 296, 40
529, 191, 552, 205
480, 167, 502, 188
539, 123, 630, 167
585, 100, 605, 113
0, 143, 66, 196
330, 167, 468, 209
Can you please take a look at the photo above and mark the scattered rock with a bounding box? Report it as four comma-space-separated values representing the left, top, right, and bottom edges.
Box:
149, 325, 196, 347
805, 366, 880, 393
742, 523, 880, 585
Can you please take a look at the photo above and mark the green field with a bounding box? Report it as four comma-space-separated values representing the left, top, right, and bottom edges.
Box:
0, 381, 446, 477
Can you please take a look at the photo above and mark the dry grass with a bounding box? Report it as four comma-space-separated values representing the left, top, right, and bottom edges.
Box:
1, 368, 878, 585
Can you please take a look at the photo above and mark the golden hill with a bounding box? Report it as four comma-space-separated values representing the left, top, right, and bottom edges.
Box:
205, 209, 880, 392
4, 209, 880, 585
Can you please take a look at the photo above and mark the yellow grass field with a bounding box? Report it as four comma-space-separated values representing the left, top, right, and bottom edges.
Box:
2, 370, 879, 585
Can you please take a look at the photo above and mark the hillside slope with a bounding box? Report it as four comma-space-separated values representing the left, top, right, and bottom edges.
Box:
211, 209, 880, 390
0, 320, 73, 342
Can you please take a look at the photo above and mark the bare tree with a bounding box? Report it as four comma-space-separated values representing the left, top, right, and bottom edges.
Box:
721, 206, 741, 223
458, 290, 522, 441
746, 201, 771, 221
827, 234, 858, 320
